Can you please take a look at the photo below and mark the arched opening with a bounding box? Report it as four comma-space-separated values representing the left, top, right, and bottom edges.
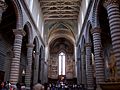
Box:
0, 0, 16, 82
48, 37, 75, 84
38, 46, 43, 82
19, 24, 29, 84
31, 37, 39, 87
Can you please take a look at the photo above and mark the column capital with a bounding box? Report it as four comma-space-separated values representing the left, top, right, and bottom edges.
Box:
103, 0, 119, 8
85, 43, 92, 47
0, 0, 7, 10
13, 29, 26, 36
26, 43, 35, 48
91, 27, 101, 34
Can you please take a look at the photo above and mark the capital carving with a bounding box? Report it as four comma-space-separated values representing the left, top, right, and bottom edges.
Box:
103, 0, 119, 8
13, 29, 26, 36
26, 43, 35, 48
85, 43, 92, 47
91, 27, 101, 34
0, 0, 7, 22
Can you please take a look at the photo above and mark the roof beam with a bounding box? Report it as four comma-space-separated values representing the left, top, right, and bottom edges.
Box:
42, 10, 79, 13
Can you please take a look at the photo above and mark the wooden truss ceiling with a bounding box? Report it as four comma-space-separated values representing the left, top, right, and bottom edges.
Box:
39, 0, 81, 20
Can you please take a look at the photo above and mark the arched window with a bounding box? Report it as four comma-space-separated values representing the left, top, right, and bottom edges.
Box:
59, 52, 65, 75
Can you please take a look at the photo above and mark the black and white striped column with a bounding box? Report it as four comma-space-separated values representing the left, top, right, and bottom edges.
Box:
104, 0, 120, 77
25, 43, 34, 90
10, 29, 25, 84
85, 43, 94, 90
0, 0, 7, 22
91, 28, 104, 84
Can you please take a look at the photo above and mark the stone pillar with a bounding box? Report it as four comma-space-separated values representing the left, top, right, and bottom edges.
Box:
104, 0, 120, 77
0, 0, 7, 22
25, 43, 34, 90
81, 51, 86, 85
85, 43, 94, 90
77, 58, 81, 84
10, 29, 26, 84
91, 28, 104, 89
40, 58, 44, 84
33, 51, 40, 84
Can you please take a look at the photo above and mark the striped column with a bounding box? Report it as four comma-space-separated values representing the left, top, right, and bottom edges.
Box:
25, 43, 34, 90
104, 0, 120, 77
91, 28, 104, 84
10, 29, 26, 84
0, 0, 7, 22
85, 43, 94, 90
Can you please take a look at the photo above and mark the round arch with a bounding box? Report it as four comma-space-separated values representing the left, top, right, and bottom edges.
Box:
48, 34, 75, 47
11, 0, 23, 29
33, 36, 40, 53
24, 22, 34, 44
48, 22, 75, 39
92, 0, 101, 28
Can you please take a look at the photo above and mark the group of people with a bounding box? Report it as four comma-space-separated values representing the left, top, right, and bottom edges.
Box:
46, 83, 84, 90
0, 81, 84, 90
0, 81, 26, 90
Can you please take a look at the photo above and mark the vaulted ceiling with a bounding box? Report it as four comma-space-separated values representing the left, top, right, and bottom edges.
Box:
39, 0, 81, 20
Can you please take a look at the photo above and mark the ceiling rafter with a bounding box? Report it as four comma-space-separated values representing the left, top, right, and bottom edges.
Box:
39, 0, 81, 20
41, 5, 80, 8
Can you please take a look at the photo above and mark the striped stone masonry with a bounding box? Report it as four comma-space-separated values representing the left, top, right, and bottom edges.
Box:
104, 0, 120, 77
0, 0, 7, 22
91, 28, 104, 84
25, 43, 34, 90
85, 43, 94, 90
10, 29, 26, 84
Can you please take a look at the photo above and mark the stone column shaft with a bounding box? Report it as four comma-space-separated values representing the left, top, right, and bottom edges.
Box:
85, 43, 94, 90
10, 29, 25, 84
40, 58, 44, 84
81, 51, 86, 85
33, 52, 40, 84
104, 0, 120, 76
25, 43, 34, 90
91, 28, 104, 84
